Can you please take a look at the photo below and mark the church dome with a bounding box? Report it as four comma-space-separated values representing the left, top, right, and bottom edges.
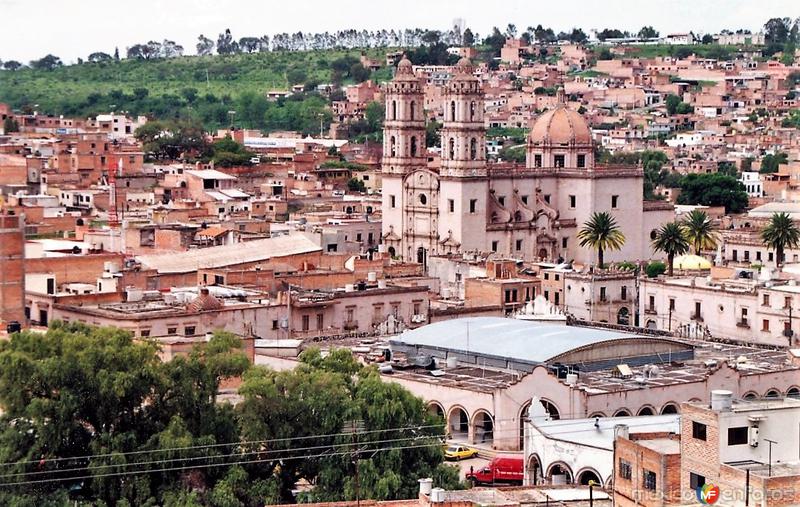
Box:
186, 288, 224, 313
397, 56, 413, 73
672, 254, 712, 271
529, 105, 592, 145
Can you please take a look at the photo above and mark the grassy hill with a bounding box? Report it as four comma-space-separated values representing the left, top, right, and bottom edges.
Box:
0, 48, 391, 132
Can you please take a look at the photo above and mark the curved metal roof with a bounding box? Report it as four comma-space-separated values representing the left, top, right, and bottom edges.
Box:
392, 317, 686, 365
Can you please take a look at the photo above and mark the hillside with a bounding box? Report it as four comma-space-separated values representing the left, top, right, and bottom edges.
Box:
0, 48, 392, 132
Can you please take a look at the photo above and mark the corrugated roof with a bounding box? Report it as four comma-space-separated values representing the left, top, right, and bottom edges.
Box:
186, 169, 236, 180
138, 234, 321, 274
391, 317, 655, 365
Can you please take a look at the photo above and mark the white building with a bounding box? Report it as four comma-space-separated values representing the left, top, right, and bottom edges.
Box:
739, 171, 763, 198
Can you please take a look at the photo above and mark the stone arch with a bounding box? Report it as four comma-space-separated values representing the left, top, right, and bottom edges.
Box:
660, 403, 679, 414
588, 412, 607, 418
427, 401, 445, 420
787, 386, 800, 399
742, 391, 758, 400
447, 405, 469, 439
646, 319, 657, 330
765, 388, 781, 398
527, 453, 543, 485
539, 398, 561, 420
688, 397, 702, 403
613, 408, 631, 417
637, 405, 656, 416
471, 409, 494, 445
547, 461, 573, 485
519, 400, 532, 450
617, 307, 630, 325
387, 246, 396, 257
576, 467, 602, 486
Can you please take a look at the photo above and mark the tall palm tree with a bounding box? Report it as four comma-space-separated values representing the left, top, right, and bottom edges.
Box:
762, 212, 800, 267
578, 212, 626, 267
683, 210, 717, 254
652, 221, 690, 276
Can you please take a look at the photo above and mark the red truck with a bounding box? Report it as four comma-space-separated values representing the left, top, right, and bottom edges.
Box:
465, 455, 524, 486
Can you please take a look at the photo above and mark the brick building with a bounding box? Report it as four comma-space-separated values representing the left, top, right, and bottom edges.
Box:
0, 212, 25, 325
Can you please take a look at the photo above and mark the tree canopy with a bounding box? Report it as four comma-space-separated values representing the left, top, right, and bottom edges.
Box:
676, 173, 749, 214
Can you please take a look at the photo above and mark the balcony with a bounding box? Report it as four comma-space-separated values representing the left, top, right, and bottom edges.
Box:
343, 320, 359, 331
691, 313, 704, 322
644, 306, 657, 315
736, 319, 750, 328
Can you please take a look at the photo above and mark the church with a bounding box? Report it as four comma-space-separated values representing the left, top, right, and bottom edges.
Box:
381, 57, 673, 266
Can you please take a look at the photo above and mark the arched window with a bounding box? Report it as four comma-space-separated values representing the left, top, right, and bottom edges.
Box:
410, 101, 416, 120
390, 136, 396, 157
450, 101, 456, 121
391, 100, 397, 120
470, 137, 477, 160
410, 136, 417, 157
448, 138, 455, 160
470, 101, 476, 120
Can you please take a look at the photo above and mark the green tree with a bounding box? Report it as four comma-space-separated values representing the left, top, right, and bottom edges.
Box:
645, 261, 667, 278
3, 117, 19, 133
347, 177, 366, 192
676, 173, 749, 214
577, 211, 626, 267
761, 212, 800, 267
365, 101, 385, 133
462, 28, 475, 46
682, 210, 718, 254
760, 152, 788, 173
425, 120, 442, 148
29, 54, 62, 71
135, 119, 209, 161
209, 135, 255, 167
651, 221, 690, 276
3, 60, 22, 71
638, 26, 659, 39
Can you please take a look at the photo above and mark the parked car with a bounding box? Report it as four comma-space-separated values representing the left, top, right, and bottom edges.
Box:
465, 455, 523, 485
444, 445, 478, 461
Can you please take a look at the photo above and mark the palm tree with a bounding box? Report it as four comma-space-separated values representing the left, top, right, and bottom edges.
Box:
652, 221, 690, 276
578, 212, 626, 267
683, 210, 717, 254
762, 212, 800, 267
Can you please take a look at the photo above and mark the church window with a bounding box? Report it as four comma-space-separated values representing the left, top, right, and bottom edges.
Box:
448, 199, 454, 213
521, 195, 528, 204
450, 101, 456, 121
411, 136, 418, 157
391, 100, 397, 120
390, 195, 396, 208
498, 196, 505, 206
469, 199, 478, 213
390, 136, 396, 157
544, 194, 551, 204
491, 241, 498, 252
562, 237, 568, 248
410, 101, 416, 120
577, 154, 586, 168
418, 194, 427, 205
554, 154, 565, 168
516, 239, 523, 251
569, 195, 576, 208
449, 138, 455, 159
470, 138, 477, 160
534, 154, 542, 167
612, 195, 619, 208
470, 101, 476, 120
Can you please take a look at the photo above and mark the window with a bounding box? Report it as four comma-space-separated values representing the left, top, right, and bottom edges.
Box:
643, 470, 657, 490
390, 195, 396, 208
316, 313, 324, 331
516, 239, 523, 251
391, 100, 397, 120
167, 327, 177, 335
534, 154, 542, 167
410, 136, 418, 157
356, 233, 362, 242
448, 199, 455, 213
410, 100, 416, 120
600, 287, 607, 301
521, 195, 528, 205
728, 426, 748, 446
669, 298, 675, 311
785, 296, 792, 309
544, 194, 551, 204
272, 320, 279, 330
418, 193, 427, 205
569, 195, 576, 208
140, 329, 151, 338
184, 326, 195, 336
544, 273, 549, 280
756, 251, 762, 261
413, 302, 421, 314
390, 136, 396, 157
554, 292, 560, 305
469, 199, 477, 213
450, 101, 456, 121
692, 421, 707, 441
562, 237, 567, 248
470, 138, 477, 160
554, 154, 565, 168
621, 286, 627, 300
498, 196, 505, 206
762, 319, 770, 332
491, 241, 498, 252
649, 295, 655, 310
769, 252, 774, 262
689, 472, 706, 490
732, 249, 738, 261
448, 138, 455, 159
619, 459, 632, 480
744, 250, 750, 261
577, 154, 586, 168
611, 195, 619, 208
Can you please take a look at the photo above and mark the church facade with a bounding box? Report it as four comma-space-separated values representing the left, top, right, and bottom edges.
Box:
381, 57, 673, 266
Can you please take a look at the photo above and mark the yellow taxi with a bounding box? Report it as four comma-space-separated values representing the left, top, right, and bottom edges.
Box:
444, 444, 478, 461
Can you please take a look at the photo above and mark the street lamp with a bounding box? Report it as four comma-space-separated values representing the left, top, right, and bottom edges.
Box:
588, 479, 597, 507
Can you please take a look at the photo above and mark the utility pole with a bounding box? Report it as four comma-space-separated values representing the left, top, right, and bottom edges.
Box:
765, 439, 777, 476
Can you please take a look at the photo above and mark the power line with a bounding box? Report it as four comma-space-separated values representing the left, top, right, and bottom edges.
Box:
0, 423, 444, 468
0, 441, 440, 488
0, 433, 442, 480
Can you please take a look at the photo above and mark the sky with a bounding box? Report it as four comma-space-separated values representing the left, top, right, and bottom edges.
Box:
0, 0, 797, 63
